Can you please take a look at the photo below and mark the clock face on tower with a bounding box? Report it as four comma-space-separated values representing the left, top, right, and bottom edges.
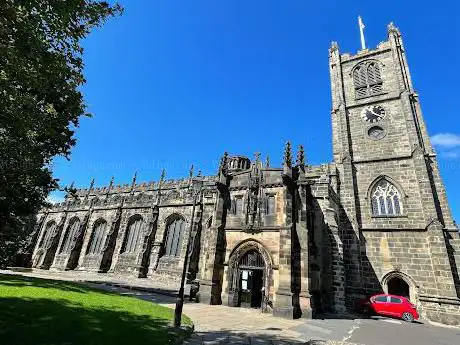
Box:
361, 105, 386, 123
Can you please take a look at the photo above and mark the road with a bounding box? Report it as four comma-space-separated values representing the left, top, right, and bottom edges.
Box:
106, 285, 460, 345
346, 316, 460, 345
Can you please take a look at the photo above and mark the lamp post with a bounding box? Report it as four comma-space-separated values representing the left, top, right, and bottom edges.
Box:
174, 177, 203, 327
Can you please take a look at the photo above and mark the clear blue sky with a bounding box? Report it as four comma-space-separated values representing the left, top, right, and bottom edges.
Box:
51, 0, 460, 222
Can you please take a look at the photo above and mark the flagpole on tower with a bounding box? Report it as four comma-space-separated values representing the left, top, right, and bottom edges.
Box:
358, 16, 366, 50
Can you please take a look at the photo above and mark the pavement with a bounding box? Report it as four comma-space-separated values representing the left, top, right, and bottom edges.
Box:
2, 269, 460, 345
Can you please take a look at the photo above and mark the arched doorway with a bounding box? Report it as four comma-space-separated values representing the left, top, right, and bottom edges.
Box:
387, 276, 410, 298
238, 249, 265, 308
227, 240, 273, 309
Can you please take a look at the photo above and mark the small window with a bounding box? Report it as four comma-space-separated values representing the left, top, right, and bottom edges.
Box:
374, 296, 388, 303
390, 296, 402, 303
266, 195, 275, 215
368, 126, 385, 140
235, 197, 243, 215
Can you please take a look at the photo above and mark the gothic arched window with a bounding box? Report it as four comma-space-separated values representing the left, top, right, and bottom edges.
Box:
39, 221, 56, 249
121, 216, 143, 253
164, 217, 185, 257
353, 61, 383, 98
60, 218, 80, 253
87, 219, 107, 254
371, 180, 403, 216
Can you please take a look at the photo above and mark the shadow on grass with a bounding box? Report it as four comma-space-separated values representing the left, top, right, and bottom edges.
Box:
0, 297, 185, 345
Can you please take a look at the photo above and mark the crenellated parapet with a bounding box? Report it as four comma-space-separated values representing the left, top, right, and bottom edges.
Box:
74, 176, 218, 197
45, 175, 220, 214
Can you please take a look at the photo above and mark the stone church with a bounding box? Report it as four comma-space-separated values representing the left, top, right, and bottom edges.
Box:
29, 23, 460, 325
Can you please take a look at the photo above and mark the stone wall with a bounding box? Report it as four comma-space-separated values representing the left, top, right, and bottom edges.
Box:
26, 23, 460, 326
330, 23, 460, 325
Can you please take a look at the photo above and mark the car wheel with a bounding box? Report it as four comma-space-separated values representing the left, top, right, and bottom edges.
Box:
402, 312, 414, 322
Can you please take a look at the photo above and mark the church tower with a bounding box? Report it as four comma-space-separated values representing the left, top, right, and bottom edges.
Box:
329, 21, 460, 324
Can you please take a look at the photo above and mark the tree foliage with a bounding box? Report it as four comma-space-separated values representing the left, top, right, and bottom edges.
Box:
0, 0, 122, 267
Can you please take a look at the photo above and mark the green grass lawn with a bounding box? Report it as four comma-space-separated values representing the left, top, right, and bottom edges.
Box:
0, 274, 192, 345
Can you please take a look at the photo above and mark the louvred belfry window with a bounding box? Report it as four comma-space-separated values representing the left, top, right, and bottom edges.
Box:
371, 180, 403, 216
353, 61, 383, 98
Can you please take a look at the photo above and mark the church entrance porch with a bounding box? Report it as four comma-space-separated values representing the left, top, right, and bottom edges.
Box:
226, 241, 273, 310
238, 250, 265, 308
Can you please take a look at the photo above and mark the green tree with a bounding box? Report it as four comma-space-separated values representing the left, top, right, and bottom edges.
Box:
0, 0, 122, 267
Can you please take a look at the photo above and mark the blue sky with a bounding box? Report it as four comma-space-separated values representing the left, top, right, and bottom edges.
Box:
50, 0, 460, 222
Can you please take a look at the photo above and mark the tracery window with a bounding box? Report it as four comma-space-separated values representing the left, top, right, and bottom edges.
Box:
371, 180, 403, 216
353, 61, 383, 98
121, 216, 143, 253
39, 222, 56, 249
60, 218, 80, 253
87, 220, 107, 254
164, 217, 185, 257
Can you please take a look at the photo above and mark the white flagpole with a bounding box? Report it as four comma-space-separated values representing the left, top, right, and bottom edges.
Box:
358, 16, 366, 50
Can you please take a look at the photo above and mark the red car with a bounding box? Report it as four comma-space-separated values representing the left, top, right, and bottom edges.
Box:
357, 294, 419, 322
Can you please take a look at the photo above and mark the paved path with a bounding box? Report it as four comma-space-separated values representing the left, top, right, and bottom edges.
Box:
84, 282, 353, 344
101, 285, 360, 345
2, 270, 459, 345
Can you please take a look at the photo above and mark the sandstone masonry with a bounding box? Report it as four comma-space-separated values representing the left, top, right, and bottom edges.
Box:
25, 23, 460, 325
